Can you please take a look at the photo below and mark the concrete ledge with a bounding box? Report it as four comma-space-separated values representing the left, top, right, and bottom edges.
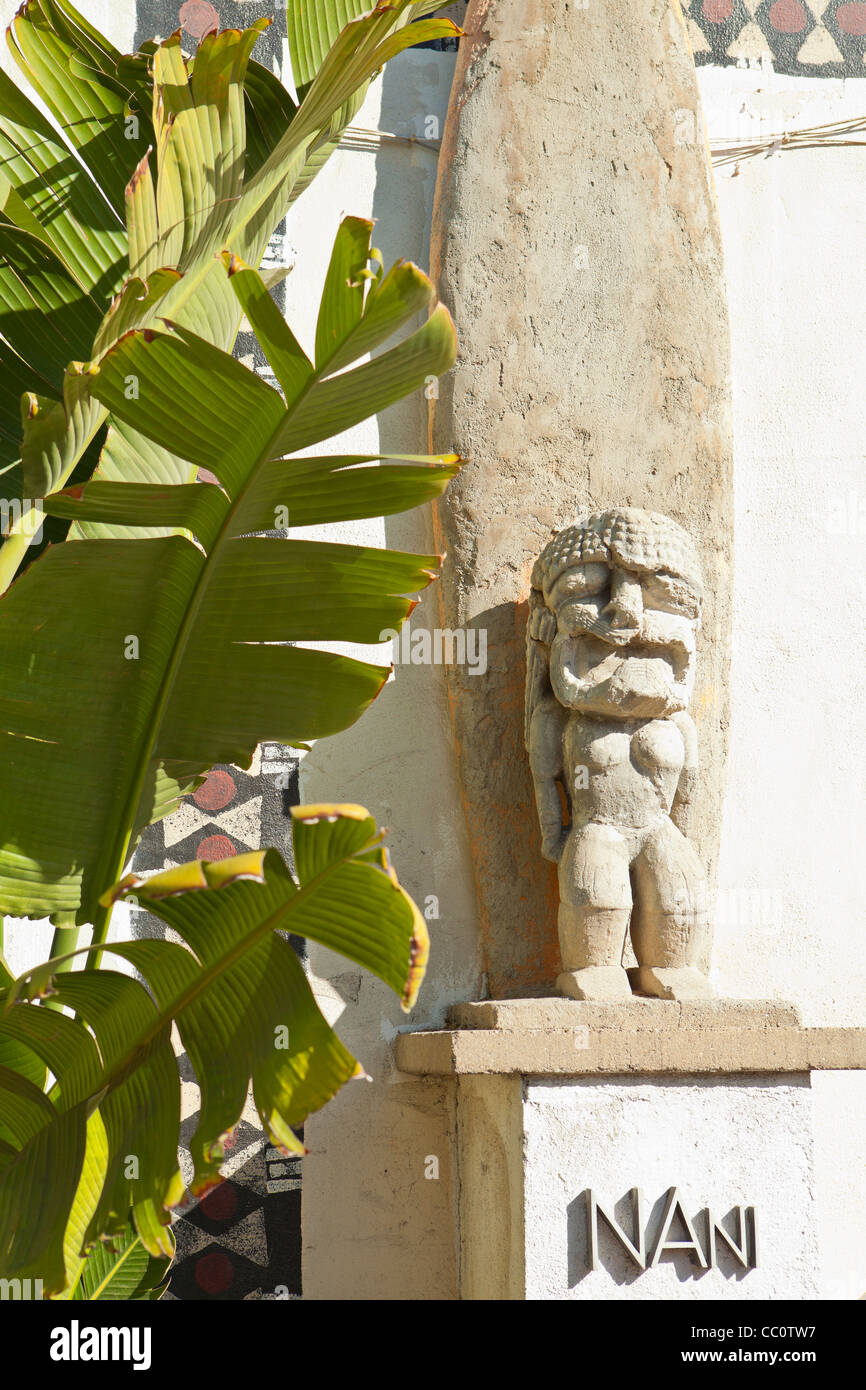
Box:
448, 997, 803, 1031
396, 998, 866, 1075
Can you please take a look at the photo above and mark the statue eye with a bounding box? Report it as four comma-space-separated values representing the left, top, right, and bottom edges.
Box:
549, 563, 609, 605
642, 573, 699, 617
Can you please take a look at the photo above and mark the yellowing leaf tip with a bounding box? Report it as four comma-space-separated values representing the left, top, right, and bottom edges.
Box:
291, 803, 371, 824
99, 873, 140, 907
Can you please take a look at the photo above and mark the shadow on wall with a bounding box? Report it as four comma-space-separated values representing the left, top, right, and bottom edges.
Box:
298, 41, 485, 1026
375, 34, 523, 1009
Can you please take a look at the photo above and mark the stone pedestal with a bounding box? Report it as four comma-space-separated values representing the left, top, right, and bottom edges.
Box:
396, 1001, 866, 1300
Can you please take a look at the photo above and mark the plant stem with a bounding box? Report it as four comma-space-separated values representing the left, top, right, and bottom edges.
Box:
50, 923, 81, 967
44, 918, 81, 1011
89, 899, 112, 963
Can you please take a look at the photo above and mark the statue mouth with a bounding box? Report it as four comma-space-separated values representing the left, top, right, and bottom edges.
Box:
606, 655, 682, 711
579, 635, 691, 687
549, 630, 694, 717
603, 625, 642, 647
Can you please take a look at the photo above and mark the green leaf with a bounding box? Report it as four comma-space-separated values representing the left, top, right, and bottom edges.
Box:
0, 534, 202, 919
0, 225, 102, 398
223, 252, 313, 403
20, 365, 103, 500
0, 64, 128, 299
0, 1034, 46, 1092
43, 479, 226, 539
0, 807, 428, 1290
152, 28, 265, 270
9, 0, 150, 220
74, 1229, 149, 1301
57, 1108, 108, 1300
241, 59, 299, 182
0, 224, 456, 922
287, 1, 460, 90
315, 214, 371, 368
231, 2, 460, 266
227, 452, 460, 532
124, 156, 160, 284
70, 1220, 173, 1300
271, 303, 456, 456
0, 1098, 86, 1290
0, 3, 459, 579
0, 998, 101, 1104
39, 0, 125, 74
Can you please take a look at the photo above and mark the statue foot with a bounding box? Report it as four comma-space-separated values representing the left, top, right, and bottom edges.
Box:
557, 966, 632, 1002
628, 965, 713, 1001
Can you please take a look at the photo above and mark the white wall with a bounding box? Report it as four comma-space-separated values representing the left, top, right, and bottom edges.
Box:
697, 63, 866, 1301
699, 67, 866, 1027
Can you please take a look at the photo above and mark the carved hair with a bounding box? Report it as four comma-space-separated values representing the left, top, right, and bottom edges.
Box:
531, 508, 703, 602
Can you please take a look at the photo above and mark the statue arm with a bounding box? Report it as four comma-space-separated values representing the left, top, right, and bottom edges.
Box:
529, 697, 567, 862
525, 593, 567, 860
670, 710, 699, 838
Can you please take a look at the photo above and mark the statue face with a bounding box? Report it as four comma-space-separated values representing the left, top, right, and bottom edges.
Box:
546, 560, 700, 718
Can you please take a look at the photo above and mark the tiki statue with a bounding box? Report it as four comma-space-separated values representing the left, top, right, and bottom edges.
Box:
525, 509, 711, 1002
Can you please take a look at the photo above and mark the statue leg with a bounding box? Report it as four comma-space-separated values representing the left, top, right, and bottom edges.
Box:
557, 822, 632, 1001
628, 818, 712, 1000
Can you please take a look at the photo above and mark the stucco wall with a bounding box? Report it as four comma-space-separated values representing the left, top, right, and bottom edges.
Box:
699, 64, 866, 1300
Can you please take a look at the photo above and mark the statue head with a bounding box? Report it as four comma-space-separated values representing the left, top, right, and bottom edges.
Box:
527, 508, 703, 722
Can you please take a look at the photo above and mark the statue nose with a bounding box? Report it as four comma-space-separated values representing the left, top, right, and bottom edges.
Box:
602, 570, 643, 629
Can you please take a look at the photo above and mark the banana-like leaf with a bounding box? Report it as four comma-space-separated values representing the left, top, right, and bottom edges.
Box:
0, 806, 429, 1292
0, 2, 460, 579
287, 0, 455, 88
0, 218, 457, 923
69, 1222, 173, 1301
282, 2, 461, 201
7, 1, 152, 221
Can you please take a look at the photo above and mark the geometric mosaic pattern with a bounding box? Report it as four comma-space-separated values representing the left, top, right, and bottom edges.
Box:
132, 0, 308, 1310
687, 0, 866, 75
167, 1147, 303, 1301
131, 749, 303, 1300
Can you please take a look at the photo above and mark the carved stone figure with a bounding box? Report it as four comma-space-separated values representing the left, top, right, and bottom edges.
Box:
525, 509, 711, 1002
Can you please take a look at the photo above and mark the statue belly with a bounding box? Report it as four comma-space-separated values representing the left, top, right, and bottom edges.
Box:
567, 716, 685, 829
